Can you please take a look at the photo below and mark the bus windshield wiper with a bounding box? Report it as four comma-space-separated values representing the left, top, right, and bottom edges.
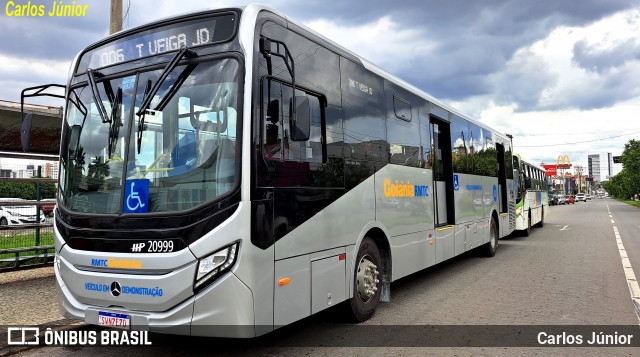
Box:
87, 68, 110, 124
107, 87, 122, 158
136, 80, 151, 154
87, 69, 125, 159
136, 46, 196, 153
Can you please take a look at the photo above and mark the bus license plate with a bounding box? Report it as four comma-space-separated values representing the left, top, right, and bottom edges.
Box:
98, 312, 130, 329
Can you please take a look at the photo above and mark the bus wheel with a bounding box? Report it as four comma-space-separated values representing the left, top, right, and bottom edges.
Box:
523, 211, 531, 237
483, 218, 498, 257
349, 237, 381, 322
536, 207, 544, 228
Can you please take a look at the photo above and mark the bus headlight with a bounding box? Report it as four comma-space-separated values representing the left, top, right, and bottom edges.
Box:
194, 242, 239, 290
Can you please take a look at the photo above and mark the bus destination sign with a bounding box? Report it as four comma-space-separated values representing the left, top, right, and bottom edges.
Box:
78, 13, 236, 73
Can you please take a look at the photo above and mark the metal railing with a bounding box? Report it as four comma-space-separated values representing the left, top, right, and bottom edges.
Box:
0, 170, 58, 271
0, 221, 55, 271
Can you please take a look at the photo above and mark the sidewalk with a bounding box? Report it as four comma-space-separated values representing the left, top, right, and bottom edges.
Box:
0, 267, 86, 355
0, 266, 66, 326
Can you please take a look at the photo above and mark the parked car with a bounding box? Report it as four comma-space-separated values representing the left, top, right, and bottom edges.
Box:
557, 194, 566, 205
565, 195, 576, 204
586, 194, 592, 200
549, 195, 559, 206
0, 198, 46, 225
40, 198, 56, 217
575, 193, 587, 202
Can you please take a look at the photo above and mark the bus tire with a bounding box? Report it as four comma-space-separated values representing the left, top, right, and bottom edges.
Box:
523, 211, 531, 237
483, 218, 498, 257
536, 207, 544, 228
349, 237, 382, 322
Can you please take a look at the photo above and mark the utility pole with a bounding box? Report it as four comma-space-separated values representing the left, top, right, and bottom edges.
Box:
110, 0, 122, 34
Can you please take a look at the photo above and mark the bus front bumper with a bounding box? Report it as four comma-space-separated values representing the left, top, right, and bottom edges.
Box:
55, 261, 257, 338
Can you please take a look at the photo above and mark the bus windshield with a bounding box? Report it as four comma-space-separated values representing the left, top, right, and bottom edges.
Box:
58, 58, 240, 214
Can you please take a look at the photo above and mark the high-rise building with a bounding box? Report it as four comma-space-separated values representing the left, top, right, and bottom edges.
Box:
44, 162, 59, 179
588, 153, 620, 182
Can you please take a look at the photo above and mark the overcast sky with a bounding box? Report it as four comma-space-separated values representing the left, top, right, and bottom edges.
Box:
2, 0, 639, 172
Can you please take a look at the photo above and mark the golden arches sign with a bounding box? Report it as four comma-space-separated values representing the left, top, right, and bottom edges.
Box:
557, 155, 571, 168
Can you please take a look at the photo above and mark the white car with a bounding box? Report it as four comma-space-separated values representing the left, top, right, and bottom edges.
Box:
0, 198, 46, 225
575, 193, 587, 202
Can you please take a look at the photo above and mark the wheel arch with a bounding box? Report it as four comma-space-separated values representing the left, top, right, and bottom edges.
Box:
359, 227, 391, 302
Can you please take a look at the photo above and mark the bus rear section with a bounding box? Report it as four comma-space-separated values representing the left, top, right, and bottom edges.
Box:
513, 154, 548, 236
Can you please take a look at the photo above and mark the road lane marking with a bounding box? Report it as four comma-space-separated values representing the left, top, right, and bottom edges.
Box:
607, 201, 640, 322
559, 225, 570, 231
613, 225, 640, 323
611, 219, 615, 223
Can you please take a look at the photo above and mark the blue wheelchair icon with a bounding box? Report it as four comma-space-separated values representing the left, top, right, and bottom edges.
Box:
124, 179, 149, 213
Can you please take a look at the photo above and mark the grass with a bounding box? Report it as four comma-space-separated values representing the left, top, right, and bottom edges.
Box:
0, 231, 54, 250
0, 230, 55, 268
616, 198, 640, 208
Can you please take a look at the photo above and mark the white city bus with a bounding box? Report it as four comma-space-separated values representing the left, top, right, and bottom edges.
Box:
512, 154, 548, 235
23, 4, 516, 337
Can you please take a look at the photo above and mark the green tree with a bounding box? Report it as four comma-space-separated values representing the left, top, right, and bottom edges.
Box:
605, 139, 640, 199
0, 182, 56, 199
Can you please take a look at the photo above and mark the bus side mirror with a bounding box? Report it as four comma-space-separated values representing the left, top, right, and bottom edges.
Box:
290, 96, 310, 141
21, 113, 33, 153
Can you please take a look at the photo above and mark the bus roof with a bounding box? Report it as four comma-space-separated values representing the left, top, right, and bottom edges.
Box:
513, 153, 544, 170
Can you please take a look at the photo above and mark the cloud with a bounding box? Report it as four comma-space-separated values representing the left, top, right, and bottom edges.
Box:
471, 98, 640, 167
488, 47, 556, 111
0, 1, 109, 61
571, 9, 640, 73
0, 53, 70, 104
305, 16, 436, 75
452, 7, 640, 113
293, 0, 636, 102
573, 38, 640, 74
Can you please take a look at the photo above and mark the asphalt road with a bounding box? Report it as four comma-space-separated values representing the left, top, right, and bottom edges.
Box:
2, 198, 639, 356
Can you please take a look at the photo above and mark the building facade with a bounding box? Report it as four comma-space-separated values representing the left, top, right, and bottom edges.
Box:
0, 159, 58, 179
588, 153, 613, 183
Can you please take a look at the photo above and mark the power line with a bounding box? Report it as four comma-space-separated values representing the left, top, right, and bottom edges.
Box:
122, 0, 131, 29
517, 130, 640, 147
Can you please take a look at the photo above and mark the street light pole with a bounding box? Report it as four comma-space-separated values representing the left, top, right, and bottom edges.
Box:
110, 0, 123, 34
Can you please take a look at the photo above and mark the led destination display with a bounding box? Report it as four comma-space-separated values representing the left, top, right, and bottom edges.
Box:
76, 13, 236, 73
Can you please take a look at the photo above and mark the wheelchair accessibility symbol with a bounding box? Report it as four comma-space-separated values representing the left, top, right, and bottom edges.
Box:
124, 179, 150, 213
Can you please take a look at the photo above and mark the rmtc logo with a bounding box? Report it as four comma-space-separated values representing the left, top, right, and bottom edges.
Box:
91, 259, 108, 267
131, 243, 146, 252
